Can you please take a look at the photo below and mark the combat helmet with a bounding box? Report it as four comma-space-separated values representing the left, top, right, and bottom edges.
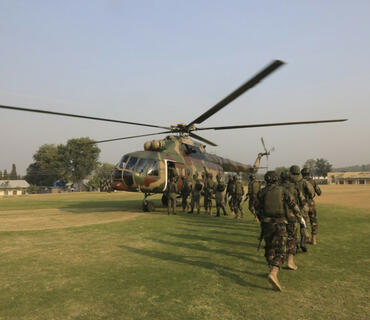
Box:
289, 165, 301, 175
264, 171, 279, 184
280, 170, 289, 182
301, 167, 310, 177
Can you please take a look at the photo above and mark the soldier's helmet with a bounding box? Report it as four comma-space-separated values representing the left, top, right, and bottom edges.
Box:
264, 171, 279, 184
280, 170, 289, 181
289, 165, 301, 175
301, 167, 310, 176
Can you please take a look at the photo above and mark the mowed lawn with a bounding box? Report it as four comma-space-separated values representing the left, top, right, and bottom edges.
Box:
0, 188, 369, 320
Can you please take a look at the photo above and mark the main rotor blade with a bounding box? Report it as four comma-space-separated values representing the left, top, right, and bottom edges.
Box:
189, 132, 218, 147
261, 137, 267, 153
195, 119, 348, 131
186, 60, 285, 129
91, 131, 172, 144
0, 104, 171, 130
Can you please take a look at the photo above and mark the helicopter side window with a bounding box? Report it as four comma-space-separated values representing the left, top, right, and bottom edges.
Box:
147, 160, 159, 176
135, 158, 148, 174
125, 157, 138, 170
117, 155, 129, 169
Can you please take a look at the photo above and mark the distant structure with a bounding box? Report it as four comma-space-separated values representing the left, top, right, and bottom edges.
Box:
328, 172, 370, 185
0, 180, 30, 196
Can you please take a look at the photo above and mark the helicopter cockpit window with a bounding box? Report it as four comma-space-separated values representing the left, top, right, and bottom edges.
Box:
135, 158, 147, 174
147, 160, 159, 176
125, 156, 138, 170
117, 155, 129, 169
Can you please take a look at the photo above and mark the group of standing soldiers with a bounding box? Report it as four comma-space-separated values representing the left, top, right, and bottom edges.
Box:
254, 165, 321, 292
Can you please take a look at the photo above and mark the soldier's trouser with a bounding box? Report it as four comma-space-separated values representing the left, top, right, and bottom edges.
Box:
300, 204, 310, 248
192, 195, 201, 214
216, 201, 227, 216
182, 195, 189, 211
286, 222, 298, 256
308, 199, 318, 235
262, 221, 288, 268
249, 199, 257, 217
167, 195, 176, 214
233, 196, 243, 216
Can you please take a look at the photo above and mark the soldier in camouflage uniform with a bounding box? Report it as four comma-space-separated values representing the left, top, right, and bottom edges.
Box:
190, 173, 203, 214
226, 175, 235, 214
215, 173, 227, 217
167, 176, 178, 215
247, 174, 261, 221
180, 175, 192, 213
257, 171, 302, 291
301, 167, 322, 245
280, 170, 306, 270
289, 165, 314, 252
204, 173, 215, 215
233, 176, 244, 219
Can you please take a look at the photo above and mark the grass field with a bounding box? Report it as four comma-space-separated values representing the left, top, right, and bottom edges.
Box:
0, 186, 369, 320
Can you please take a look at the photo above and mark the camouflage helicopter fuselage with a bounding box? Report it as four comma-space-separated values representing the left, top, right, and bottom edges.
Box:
112, 135, 261, 194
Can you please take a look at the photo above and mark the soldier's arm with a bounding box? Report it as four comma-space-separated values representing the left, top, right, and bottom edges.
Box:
284, 189, 301, 218
314, 181, 322, 196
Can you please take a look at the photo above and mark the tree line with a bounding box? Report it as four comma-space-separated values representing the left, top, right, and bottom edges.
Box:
274, 158, 333, 177
0, 164, 21, 180
25, 137, 113, 189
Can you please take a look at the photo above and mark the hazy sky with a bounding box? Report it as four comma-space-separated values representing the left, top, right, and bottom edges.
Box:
1, 1, 369, 175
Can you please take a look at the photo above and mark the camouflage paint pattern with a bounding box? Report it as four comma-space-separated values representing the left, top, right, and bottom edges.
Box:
112, 135, 262, 195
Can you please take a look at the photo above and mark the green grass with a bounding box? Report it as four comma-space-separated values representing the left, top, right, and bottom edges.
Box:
0, 193, 369, 320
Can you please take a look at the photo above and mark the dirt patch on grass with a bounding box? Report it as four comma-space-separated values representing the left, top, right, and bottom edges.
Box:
0, 208, 144, 231
316, 185, 370, 209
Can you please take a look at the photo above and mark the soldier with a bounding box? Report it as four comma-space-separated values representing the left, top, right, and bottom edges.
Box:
289, 165, 315, 252
247, 174, 261, 221
233, 176, 244, 219
180, 175, 192, 213
204, 173, 215, 215
215, 173, 227, 217
226, 175, 235, 214
167, 176, 178, 215
190, 173, 203, 214
280, 170, 306, 270
257, 171, 302, 291
301, 167, 322, 245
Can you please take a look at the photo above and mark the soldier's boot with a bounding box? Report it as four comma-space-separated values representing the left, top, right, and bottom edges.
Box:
216, 208, 220, 217
268, 266, 282, 292
286, 254, 298, 271
304, 228, 311, 244
312, 234, 317, 245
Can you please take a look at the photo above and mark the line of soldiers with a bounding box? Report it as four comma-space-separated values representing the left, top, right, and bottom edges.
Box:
254, 165, 321, 291
167, 171, 258, 217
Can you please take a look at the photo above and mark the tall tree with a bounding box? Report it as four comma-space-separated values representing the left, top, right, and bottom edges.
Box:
315, 158, 332, 177
25, 144, 63, 186
303, 159, 317, 176
59, 137, 100, 190
0, 170, 2, 180
3, 169, 8, 180
9, 164, 18, 180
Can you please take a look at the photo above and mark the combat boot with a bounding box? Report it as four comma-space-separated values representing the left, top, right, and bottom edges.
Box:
286, 254, 298, 271
312, 234, 317, 245
268, 266, 282, 291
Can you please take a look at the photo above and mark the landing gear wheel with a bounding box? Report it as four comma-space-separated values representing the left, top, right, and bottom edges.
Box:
161, 194, 168, 207
142, 200, 155, 212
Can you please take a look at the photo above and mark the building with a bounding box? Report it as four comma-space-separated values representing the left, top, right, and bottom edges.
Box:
0, 180, 30, 196
327, 172, 370, 185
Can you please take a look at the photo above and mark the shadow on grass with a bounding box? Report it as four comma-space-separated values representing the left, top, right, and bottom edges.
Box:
119, 244, 269, 290
151, 238, 265, 266
175, 226, 258, 239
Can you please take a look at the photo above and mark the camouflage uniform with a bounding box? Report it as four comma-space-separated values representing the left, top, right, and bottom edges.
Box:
167, 177, 178, 214
180, 176, 192, 212
204, 173, 215, 215
302, 168, 322, 242
190, 175, 203, 214
226, 176, 235, 213
257, 171, 301, 291
290, 166, 315, 252
215, 174, 227, 216
247, 174, 261, 219
233, 178, 244, 218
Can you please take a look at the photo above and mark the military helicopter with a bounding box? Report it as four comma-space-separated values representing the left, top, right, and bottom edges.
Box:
0, 60, 347, 211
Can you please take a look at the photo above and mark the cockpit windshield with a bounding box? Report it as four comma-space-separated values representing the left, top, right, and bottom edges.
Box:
135, 158, 147, 174
117, 155, 129, 169
146, 160, 159, 176
125, 156, 138, 170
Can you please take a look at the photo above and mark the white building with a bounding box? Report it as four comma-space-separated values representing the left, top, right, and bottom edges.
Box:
0, 180, 30, 196
327, 172, 370, 185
